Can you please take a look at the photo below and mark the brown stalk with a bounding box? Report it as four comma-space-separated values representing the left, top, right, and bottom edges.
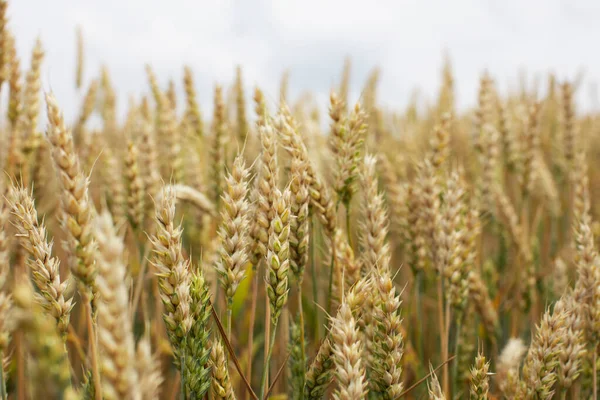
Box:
130, 243, 151, 319
264, 352, 291, 400
211, 303, 259, 400
67, 324, 87, 365
397, 355, 457, 398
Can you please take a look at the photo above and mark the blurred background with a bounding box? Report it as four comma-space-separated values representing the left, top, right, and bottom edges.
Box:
8, 0, 600, 121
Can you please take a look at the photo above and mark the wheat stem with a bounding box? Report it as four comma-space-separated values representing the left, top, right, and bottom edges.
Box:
437, 275, 448, 397
309, 216, 319, 340
246, 264, 259, 398
327, 255, 335, 315
84, 293, 102, 400
415, 270, 424, 360
263, 296, 271, 392
451, 319, 461, 398
594, 344, 598, 400
260, 320, 279, 399
345, 203, 352, 248
0, 363, 6, 400
226, 305, 232, 339
297, 282, 306, 393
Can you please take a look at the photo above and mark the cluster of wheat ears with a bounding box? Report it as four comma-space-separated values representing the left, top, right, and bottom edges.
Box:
0, 2, 599, 400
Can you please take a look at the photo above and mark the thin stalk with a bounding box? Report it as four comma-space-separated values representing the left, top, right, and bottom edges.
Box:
226, 304, 233, 339
327, 256, 335, 315
344, 201, 352, 248
328, 202, 341, 314
246, 265, 259, 398
0, 364, 6, 400
297, 283, 306, 393
437, 274, 448, 398
14, 250, 26, 400
210, 304, 259, 400
212, 218, 222, 310
180, 351, 186, 400
573, 381, 581, 399
398, 355, 457, 398
309, 217, 319, 340
559, 388, 567, 400
594, 343, 598, 400
152, 272, 163, 351
277, 309, 289, 394
215, 278, 222, 312
264, 297, 271, 390
131, 243, 151, 319
67, 325, 87, 366
565, 171, 574, 247
519, 193, 531, 326
84, 293, 102, 400
443, 299, 450, 397
168, 372, 181, 400
260, 321, 279, 399
16, 332, 25, 400
451, 318, 461, 399
415, 270, 424, 360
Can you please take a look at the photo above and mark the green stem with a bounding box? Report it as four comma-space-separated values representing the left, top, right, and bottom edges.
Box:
246, 264, 260, 400
438, 273, 448, 397
226, 303, 232, 339
215, 281, 221, 315
298, 283, 306, 393
451, 318, 462, 400
130, 241, 149, 320
594, 343, 598, 400
559, 388, 567, 400
259, 320, 279, 399
328, 202, 340, 314
327, 255, 335, 315
415, 270, 424, 360
345, 201, 352, 249
84, 293, 102, 400
180, 351, 186, 400
0, 364, 7, 400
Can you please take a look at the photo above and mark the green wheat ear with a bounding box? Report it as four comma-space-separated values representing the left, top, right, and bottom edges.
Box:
288, 318, 306, 400
185, 269, 213, 398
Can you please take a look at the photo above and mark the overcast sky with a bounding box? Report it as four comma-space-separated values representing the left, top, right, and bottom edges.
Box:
8, 0, 600, 122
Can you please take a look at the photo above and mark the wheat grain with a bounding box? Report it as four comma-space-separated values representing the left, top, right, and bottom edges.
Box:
9, 186, 73, 335
94, 211, 138, 400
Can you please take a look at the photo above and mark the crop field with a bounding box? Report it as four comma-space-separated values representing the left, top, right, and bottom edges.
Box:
0, 1, 599, 399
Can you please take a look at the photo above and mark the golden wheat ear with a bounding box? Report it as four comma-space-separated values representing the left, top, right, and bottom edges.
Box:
519, 308, 568, 399
124, 139, 145, 229
93, 211, 138, 399
427, 363, 446, 400
210, 340, 237, 400
469, 350, 490, 400
8, 185, 73, 336
370, 272, 404, 399
359, 154, 391, 276
330, 302, 367, 400
554, 292, 586, 390
45, 92, 97, 294
149, 185, 193, 348
215, 153, 251, 332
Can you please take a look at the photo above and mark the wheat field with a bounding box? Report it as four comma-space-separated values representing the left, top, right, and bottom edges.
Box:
0, 1, 599, 399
